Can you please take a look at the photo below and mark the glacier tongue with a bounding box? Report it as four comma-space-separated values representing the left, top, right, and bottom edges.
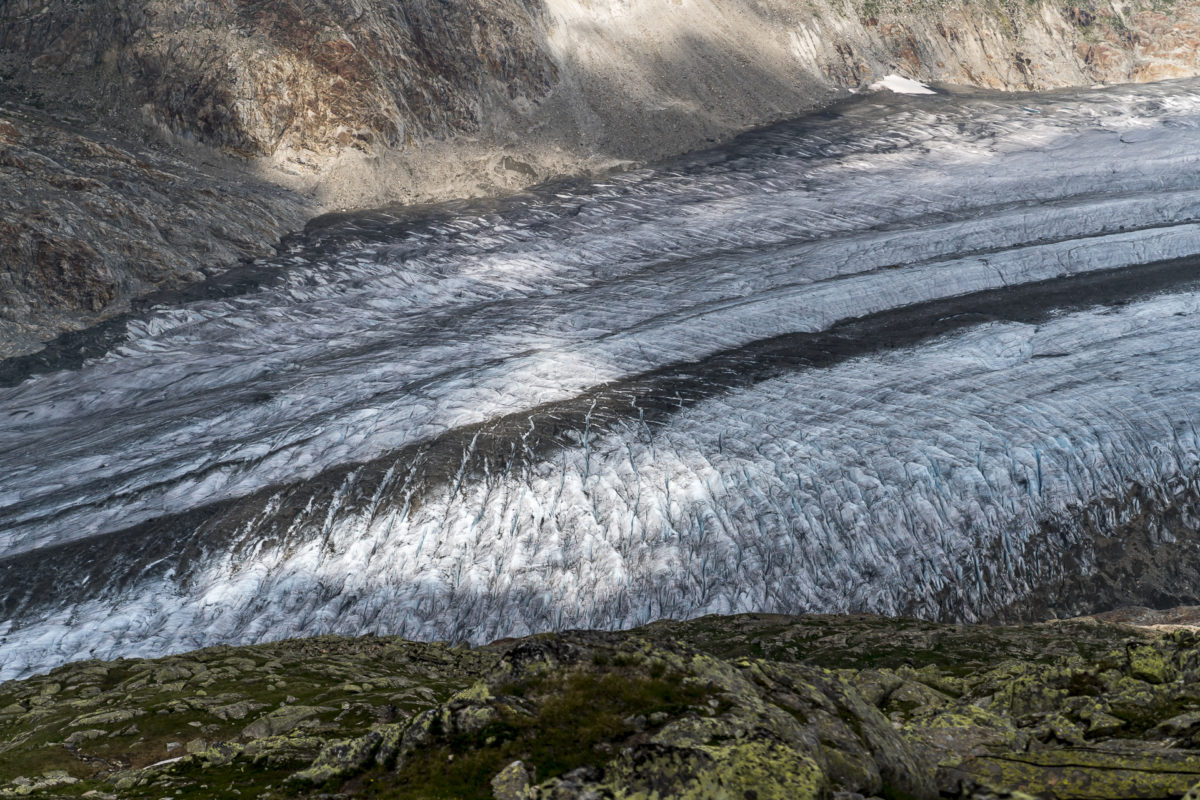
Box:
6, 81, 1200, 678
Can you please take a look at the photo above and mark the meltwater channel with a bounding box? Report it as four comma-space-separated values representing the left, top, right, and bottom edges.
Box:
6, 81, 1200, 679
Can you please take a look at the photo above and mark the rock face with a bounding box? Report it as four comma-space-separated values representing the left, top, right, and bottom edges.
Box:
0, 0, 556, 158
5, 0, 1200, 353
0, 105, 310, 358
6, 0, 1200, 176
7, 0, 1200, 174
5, 614, 1200, 798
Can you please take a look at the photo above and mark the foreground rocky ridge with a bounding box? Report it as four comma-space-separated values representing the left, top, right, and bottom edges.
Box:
6, 0, 1200, 353
5, 613, 1200, 798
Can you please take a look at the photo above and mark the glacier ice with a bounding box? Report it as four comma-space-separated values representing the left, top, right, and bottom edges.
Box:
5, 81, 1200, 678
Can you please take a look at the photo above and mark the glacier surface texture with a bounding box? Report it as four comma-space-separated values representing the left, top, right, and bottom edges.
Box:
5, 82, 1200, 678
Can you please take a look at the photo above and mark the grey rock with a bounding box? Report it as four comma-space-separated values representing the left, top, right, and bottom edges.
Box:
491, 760, 534, 800
242, 705, 330, 739
210, 700, 266, 721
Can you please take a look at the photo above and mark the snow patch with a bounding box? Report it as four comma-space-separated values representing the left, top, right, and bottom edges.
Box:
869, 74, 936, 94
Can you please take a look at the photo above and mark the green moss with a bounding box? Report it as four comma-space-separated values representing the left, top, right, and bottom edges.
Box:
0, 634, 495, 796
371, 666, 716, 799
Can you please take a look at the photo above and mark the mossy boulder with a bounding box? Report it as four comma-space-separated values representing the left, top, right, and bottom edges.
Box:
241, 705, 331, 739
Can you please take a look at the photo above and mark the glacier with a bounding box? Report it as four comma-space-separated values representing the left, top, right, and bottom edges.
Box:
4, 81, 1200, 678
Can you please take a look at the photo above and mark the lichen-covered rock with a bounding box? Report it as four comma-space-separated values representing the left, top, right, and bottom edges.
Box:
67, 707, 145, 727
242, 733, 328, 768
530, 741, 828, 800
0, 772, 76, 798
210, 699, 267, 721
955, 747, 1200, 800
62, 729, 106, 746
491, 760, 535, 800
357, 633, 938, 800
1127, 642, 1177, 685
6, 614, 1200, 798
289, 730, 383, 785
195, 740, 243, 767
241, 705, 331, 739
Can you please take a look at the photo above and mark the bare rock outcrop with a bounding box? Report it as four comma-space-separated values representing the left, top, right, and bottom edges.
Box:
6, 0, 1200, 177
6, 615, 1200, 798
0, 105, 310, 357
1, 0, 555, 157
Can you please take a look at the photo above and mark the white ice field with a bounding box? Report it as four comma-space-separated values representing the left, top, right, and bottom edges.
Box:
4, 80, 1200, 678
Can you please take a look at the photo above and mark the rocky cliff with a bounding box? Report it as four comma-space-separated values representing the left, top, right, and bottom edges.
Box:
0, 104, 311, 359
6, 613, 1200, 798
4, 0, 1200, 351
